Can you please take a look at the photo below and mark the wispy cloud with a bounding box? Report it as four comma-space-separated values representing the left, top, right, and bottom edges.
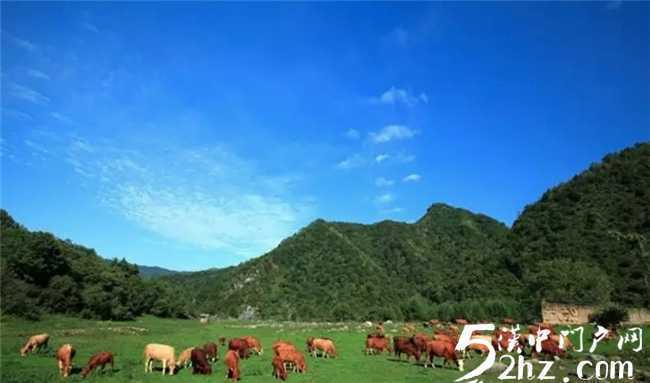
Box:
60, 138, 313, 259
371, 87, 428, 107
375, 177, 394, 187
10, 36, 37, 52
375, 154, 390, 163
336, 154, 365, 169
24, 139, 52, 157
374, 193, 394, 205
345, 128, 360, 140
2, 108, 33, 121
27, 69, 50, 80
381, 207, 404, 214
82, 22, 100, 33
369, 125, 418, 143
395, 153, 416, 163
8, 83, 50, 105
51, 112, 75, 125
402, 173, 422, 182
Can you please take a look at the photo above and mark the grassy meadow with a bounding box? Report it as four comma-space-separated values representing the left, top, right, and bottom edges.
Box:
1, 315, 648, 383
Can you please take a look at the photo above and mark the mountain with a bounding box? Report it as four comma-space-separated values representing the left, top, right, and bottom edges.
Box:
511, 142, 650, 308
165, 203, 525, 321
0, 210, 192, 320
137, 264, 181, 278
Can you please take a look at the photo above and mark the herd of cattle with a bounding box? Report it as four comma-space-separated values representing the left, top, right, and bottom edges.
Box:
17, 318, 576, 380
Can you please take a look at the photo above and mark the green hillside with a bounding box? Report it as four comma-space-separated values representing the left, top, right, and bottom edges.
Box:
0, 211, 191, 320
165, 204, 525, 321
511, 142, 650, 307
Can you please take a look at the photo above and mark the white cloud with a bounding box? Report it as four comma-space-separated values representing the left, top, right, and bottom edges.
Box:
375, 154, 390, 163
381, 207, 404, 214
336, 154, 365, 169
375, 177, 394, 187
27, 69, 50, 80
2, 108, 33, 121
395, 153, 416, 163
374, 193, 394, 205
82, 22, 100, 33
61, 139, 313, 259
345, 129, 360, 140
11, 36, 36, 52
372, 87, 429, 107
51, 112, 75, 125
403, 173, 422, 182
8, 83, 50, 105
369, 125, 417, 143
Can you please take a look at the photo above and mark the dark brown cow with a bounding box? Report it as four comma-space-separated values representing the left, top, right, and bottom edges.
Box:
365, 335, 392, 355
393, 336, 421, 362
191, 348, 212, 375
531, 339, 566, 359
272, 355, 288, 380
228, 338, 250, 359
224, 350, 240, 381
413, 333, 431, 353
81, 351, 114, 378
203, 342, 218, 362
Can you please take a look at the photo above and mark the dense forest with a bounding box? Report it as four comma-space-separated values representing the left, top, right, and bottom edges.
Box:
0, 211, 194, 320
1, 142, 648, 322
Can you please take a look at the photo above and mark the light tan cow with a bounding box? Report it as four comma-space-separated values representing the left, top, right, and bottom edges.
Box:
20, 333, 50, 356
176, 347, 194, 368
144, 343, 176, 375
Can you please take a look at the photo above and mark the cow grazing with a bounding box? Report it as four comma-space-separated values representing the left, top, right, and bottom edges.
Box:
81, 351, 114, 378
56, 344, 76, 378
143, 343, 176, 376
228, 338, 251, 359
242, 336, 263, 355
276, 349, 307, 373
272, 355, 288, 380
393, 336, 421, 362
203, 342, 219, 362
224, 350, 241, 381
413, 333, 431, 354
177, 347, 194, 369
425, 340, 464, 371
20, 333, 49, 357
365, 335, 392, 355
532, 339, 566, 359
273, 341, 297, 355
218, 337, 227, 346
191, 348, 212, 375
307, 337, 336, 358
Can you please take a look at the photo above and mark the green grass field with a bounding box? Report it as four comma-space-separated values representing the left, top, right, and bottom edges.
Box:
1, 316, 648, 382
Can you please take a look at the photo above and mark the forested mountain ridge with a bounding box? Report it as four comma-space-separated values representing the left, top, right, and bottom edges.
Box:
165, 203, 525, 321
0, 211, 192, 320
2, 142, 648, 322
511, 142, 650, 308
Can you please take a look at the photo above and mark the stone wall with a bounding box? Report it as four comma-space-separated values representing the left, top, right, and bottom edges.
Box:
541, 301, 650, 325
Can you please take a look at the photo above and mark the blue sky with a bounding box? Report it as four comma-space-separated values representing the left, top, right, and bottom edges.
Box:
2, 2, 648, 271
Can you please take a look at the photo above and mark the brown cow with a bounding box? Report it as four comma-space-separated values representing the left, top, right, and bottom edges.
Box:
224, 350, 240, 381
454, 318, 469, 325
191, 348, 212, 375
413, 333, 431, 354
426, 340, 464, 371
502, 318, 516, 325
365, 335, 392, 355
308, 337, 336, 358
276, 349, 307, 373
81, 351, 114, 378
228, 338, 250, 359
272, 355, 288, 380
56, 344, 76, 378
218, 337, 227, 346
273, 341, 296, 355
393, 336, 421, 362
20, 333, 50, 357
203, 342, 218, 362
531, 339, 566, 359
242, 336, 263, 355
